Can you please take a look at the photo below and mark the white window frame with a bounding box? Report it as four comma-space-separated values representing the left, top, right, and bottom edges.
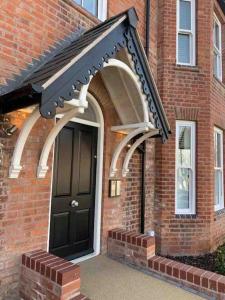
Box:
175, 121, 196, 215
176, 0, 196, 66
74, 0, 107, 21
214, 127, 224, 211
213, 14, 222, 81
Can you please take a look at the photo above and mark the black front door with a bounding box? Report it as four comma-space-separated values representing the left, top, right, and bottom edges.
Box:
49, 122, 97, 260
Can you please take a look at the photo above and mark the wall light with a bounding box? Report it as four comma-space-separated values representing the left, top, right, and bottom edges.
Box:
0, 115, 17, 137
0, 143, 3, 167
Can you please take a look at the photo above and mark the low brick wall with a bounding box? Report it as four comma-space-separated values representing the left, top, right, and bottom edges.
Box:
108, 228, 155, 268
108, 229, 225, 299
149, 256, 225, 299
20, 249, 88, 300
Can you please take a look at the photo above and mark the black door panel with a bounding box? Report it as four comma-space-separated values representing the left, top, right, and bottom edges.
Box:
52, 212, 70, 249
49, 122, 97, 260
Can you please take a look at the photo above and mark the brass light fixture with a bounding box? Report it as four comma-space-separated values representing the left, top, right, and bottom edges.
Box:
0, 115, 17, 137
0, 143, 3, 166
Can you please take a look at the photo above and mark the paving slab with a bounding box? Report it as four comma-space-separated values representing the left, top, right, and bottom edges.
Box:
80, 255, 206, 300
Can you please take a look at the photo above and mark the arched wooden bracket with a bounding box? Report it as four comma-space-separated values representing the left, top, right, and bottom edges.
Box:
109, 125, 151, 177
9, 106, 41, 178
67, 58, 149, 124
8, 86, 88, 179
122, 129, 159, 177
37, 107, 84, 178
69, 84, 89, 108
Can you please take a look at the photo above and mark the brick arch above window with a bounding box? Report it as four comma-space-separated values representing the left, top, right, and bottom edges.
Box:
174, 107, 199, 121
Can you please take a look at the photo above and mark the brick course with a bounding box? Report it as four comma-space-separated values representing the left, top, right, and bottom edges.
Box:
148, 255, 225, 299
0, 1, 153, 296
154, 0, 225, 256
1, 0, 225, 297
20, 249, 85, 300
108, 228, 155, 268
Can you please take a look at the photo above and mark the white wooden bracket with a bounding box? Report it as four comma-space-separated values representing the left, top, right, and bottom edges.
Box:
122, 129, 159, 177
37, 107, 84, 178
9, 106, 41, 178
109, 126, 150, 177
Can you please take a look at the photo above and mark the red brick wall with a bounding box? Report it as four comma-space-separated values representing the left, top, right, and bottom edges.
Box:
0, 0, 98, 87
210, 2, 225, 249
0, 1, 95, 297
0, 112, 54, 297
89, 75, 144, 251
155, 0, 215, 256
20, 250, 81, 299
108, 0, 158, 76
122, 151, 142, 232
0, 67, 145, 298
108, 229, 156, 268
108, 0, 159, 240
3, 0, 225, 296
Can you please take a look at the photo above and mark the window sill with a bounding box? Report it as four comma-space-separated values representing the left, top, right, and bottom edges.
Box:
175, 214, 196, 219
213, 75, 225, 89
174, 64, 199, 73
215, 207, 225, 219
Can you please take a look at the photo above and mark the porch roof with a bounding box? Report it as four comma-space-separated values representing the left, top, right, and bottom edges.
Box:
218, 0, 225, 13
0, 7, 170, 142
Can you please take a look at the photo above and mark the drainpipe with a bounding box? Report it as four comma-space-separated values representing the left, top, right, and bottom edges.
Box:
145, 0, 151, 59
140, 0, 150, 234
140, 143, 146, 234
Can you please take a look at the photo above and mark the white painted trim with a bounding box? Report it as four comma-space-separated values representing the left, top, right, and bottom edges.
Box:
86, 92, 104, 259
56, 114, 100, 128
98, 0, 108, 21
213, 13, 222, 81
45, 58, 149, 125
9, 106, 41, 178
175, 120, 196, 215
103, 59, 149, 123
122, 129, 159, 177
111, 122, 154, 134
46, 121, 56, 252
47, 92, 104, 263
214, 127, 224, 211
110, 126, 150, 177
37, 107, 84, 178
176, 0, 196, 66
73, 0, 107, 21
42, 16, 126, 89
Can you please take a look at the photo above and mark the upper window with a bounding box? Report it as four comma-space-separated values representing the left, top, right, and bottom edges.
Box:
175, 121, 196, 214
176, 0, 196, 66
74, 0, 107, 21
214, 127, 224, 211
213, 14, 222, 81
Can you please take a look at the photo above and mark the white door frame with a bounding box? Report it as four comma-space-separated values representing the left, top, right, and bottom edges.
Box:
47, 92, 104, 264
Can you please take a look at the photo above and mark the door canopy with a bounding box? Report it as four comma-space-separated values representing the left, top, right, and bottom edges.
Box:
0, 8, 170, 179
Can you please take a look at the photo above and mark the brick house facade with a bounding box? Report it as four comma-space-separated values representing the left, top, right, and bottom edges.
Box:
0, 0, 225, 298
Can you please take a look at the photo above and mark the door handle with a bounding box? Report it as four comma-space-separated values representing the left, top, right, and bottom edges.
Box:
70, 200, 79, 207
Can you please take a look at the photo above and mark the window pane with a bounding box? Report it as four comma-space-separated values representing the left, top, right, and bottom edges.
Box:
178, 34, 190, 64
177, 168, 191, 209
179, 0, 191, 30
214, 52, 218, 77
215, 169, 222, 206
74, 0, 82, 4
214, 21, 220, 49
83, 0, 97, 16
178, 126, 191, 166
216, 132, 222, 167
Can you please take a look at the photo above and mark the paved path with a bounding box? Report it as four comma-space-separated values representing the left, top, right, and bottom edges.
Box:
80, 255, 206, 300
